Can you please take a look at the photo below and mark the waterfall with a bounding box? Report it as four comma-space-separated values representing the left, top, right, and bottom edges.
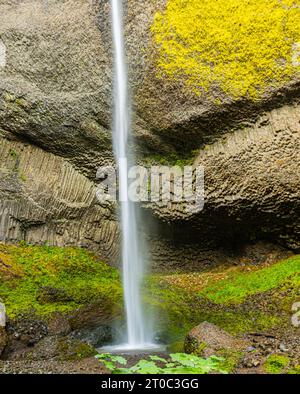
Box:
110, 0, 155, 350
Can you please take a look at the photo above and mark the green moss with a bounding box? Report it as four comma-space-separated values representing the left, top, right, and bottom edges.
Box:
147, 255, 300, 345
0, 243, 122, 319
264, 354, 290, 374
200, 255, 300, 304
19, 172, 27, 182
56, 339, 97, 361
185, 341, 208, 356
167, 341, 184, 353
4, 93, 15, 102
15, 98, 28, 108
152, 0, 300, 100
8, 148, 26, 177
8, 149, 18, 160
217, 349, 244, 373
287, 365, 300, 374
146, 276, 280, 345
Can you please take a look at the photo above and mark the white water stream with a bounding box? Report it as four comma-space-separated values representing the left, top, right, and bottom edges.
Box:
109, 0, 157, 351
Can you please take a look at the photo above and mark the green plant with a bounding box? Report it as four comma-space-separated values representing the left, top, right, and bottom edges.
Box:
0, 243, 122, 318
200, 255, 300, 304
95, 353, 128, 371
96, 352, 227, 374
264, 354, 290, 374
287, 365, 300, 374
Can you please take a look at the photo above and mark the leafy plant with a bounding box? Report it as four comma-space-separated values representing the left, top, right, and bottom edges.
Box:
96, 352, 227, 374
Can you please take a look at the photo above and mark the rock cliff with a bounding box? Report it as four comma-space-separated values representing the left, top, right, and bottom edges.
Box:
0, 0, 299, 266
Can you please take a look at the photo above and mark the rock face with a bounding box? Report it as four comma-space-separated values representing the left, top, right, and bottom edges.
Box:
0, 0, 113, 173
0, 137, 119, 262
0, 0, 121, 263
0, 0, 299, 265
146, 103, 300, 251
184, 322, 248, 357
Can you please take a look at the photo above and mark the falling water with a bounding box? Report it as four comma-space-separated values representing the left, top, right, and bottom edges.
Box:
110, 0, 156, 350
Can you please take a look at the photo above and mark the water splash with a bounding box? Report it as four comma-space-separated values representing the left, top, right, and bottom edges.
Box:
110, 0, 155, 350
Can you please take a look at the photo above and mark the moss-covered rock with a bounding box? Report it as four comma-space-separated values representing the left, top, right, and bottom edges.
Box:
148, 254, 300, 345
0, 243, 122, 321
264, 354, 290, 374
18, 336, 97, 362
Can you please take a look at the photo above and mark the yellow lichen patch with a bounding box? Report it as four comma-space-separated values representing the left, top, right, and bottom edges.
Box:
151, 0, 300, 100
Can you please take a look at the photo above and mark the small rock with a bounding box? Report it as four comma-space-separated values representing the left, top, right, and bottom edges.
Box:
279, 343, 289, 352
242, 356, 260, 368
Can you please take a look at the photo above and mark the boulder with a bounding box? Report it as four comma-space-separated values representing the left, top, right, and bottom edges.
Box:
69, 325, 119, 348
184, 322, 248, 357
8, 336, 97, 362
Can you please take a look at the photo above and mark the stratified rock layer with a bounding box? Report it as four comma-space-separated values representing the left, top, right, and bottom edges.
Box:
0, 137, 119, 262
147, 103, 300, 250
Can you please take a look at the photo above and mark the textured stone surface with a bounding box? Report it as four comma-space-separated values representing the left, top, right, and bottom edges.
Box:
145, 103, 300, 250
0, 0, 113, 176
184, 322, 248, 357
0, 137, 119, 262
0, 0, 299, 264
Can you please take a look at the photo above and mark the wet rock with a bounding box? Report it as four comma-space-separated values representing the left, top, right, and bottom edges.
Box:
69, 325, 117, 348
0, 0, 299, 267
0, 0, 119, 264
184, 321, 248, 357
